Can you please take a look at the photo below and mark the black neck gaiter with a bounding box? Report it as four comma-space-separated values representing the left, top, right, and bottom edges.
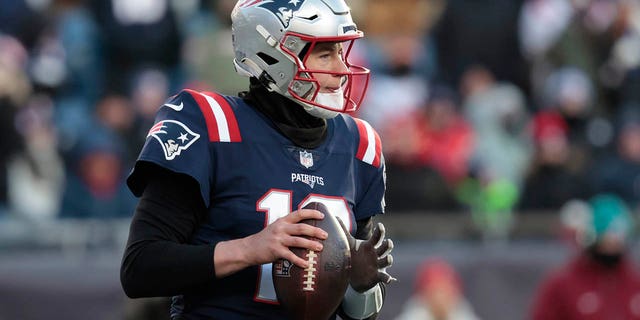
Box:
241, 79, 327, 149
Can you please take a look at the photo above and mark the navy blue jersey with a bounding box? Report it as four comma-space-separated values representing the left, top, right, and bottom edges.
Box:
128, 89, 386, 319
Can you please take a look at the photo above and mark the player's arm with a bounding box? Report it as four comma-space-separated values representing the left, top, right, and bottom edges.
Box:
120, 165, 215, 298
121, 165, 328, 297
337, 217, 395, 320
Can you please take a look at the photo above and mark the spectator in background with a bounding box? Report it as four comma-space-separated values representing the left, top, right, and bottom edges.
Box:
541, 67, 599, 171
396, 258, 480, 320
94, 93, 138, 166
519, 0, 623, 115
530, 193, 640, 320
558, 199, 592, 250
59, 126, 136, 218
461, 65, 531, 191
456, 66, 530, 238
591, 105, 640, 208
409, 86, 474, 186
0, 34, 30, 215
383, 86, 472, 211
9, 94, 64, 221
357, 34, 431, 132
519, 111, 593, 210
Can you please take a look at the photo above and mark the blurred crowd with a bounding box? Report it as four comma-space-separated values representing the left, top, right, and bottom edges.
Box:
396, 258, 480, 320
353, 0, 640, 238
0, 0, 639, 234
398, 193, 640, 320
0, 0, 235, 221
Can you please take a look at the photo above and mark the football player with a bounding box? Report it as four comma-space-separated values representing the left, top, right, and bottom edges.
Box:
120, 0, 395, 319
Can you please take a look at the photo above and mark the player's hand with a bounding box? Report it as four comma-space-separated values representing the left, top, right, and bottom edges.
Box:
337, 218, 396, 292
245, 209, 328, 269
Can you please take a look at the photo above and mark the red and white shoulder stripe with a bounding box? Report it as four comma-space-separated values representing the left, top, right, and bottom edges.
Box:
185, 89, 242, 143
354, 118, 382, 168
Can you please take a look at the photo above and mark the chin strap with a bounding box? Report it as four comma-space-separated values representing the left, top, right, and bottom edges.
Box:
341, 283, 383, 320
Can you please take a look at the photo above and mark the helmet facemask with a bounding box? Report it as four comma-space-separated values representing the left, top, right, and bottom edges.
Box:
282, 32, 370, 118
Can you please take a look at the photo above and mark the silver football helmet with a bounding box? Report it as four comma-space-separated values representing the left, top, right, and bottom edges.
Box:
231, 0, 370, 118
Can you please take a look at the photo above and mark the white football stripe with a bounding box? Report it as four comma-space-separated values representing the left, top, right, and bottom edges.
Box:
362, 120, 377, 165
201, 93, 231, 142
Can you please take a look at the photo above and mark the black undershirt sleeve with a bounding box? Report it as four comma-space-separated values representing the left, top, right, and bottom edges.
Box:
120, 166, 216, 298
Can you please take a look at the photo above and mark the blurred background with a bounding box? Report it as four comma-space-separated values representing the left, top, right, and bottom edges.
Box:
1, 0, 640, 319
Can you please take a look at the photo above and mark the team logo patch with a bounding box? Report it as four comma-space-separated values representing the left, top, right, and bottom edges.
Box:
299, 150, 313, 168
274, 259, 292, 277
147, 120, 200, 160
242, 0, 305, 28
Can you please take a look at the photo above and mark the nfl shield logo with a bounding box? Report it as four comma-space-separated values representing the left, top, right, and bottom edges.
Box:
299, 150, 313, 168
273, 259, 292, 277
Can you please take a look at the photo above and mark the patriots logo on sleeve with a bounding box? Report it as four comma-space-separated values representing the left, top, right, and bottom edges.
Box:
147, 120, 200, 160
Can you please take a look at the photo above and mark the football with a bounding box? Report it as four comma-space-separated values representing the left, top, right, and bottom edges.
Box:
272, 202, 351, 320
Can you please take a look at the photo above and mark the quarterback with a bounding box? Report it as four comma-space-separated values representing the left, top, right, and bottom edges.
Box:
120, 0, 395, 319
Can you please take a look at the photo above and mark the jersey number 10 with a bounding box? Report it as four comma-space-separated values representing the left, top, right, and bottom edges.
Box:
254, 189, 352, 303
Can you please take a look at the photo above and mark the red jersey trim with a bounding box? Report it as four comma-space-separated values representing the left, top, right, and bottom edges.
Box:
354, 118, 382, 167
185, 89, 242, 142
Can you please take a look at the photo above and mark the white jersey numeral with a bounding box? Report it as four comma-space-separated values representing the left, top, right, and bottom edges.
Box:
254, 190, 351, 303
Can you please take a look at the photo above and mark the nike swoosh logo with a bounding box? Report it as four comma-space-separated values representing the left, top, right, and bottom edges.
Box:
163, 102, 184, 111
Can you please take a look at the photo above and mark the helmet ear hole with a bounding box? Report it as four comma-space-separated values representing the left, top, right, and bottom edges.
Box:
291, 80, 315, 98
257, 52, 279, 65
